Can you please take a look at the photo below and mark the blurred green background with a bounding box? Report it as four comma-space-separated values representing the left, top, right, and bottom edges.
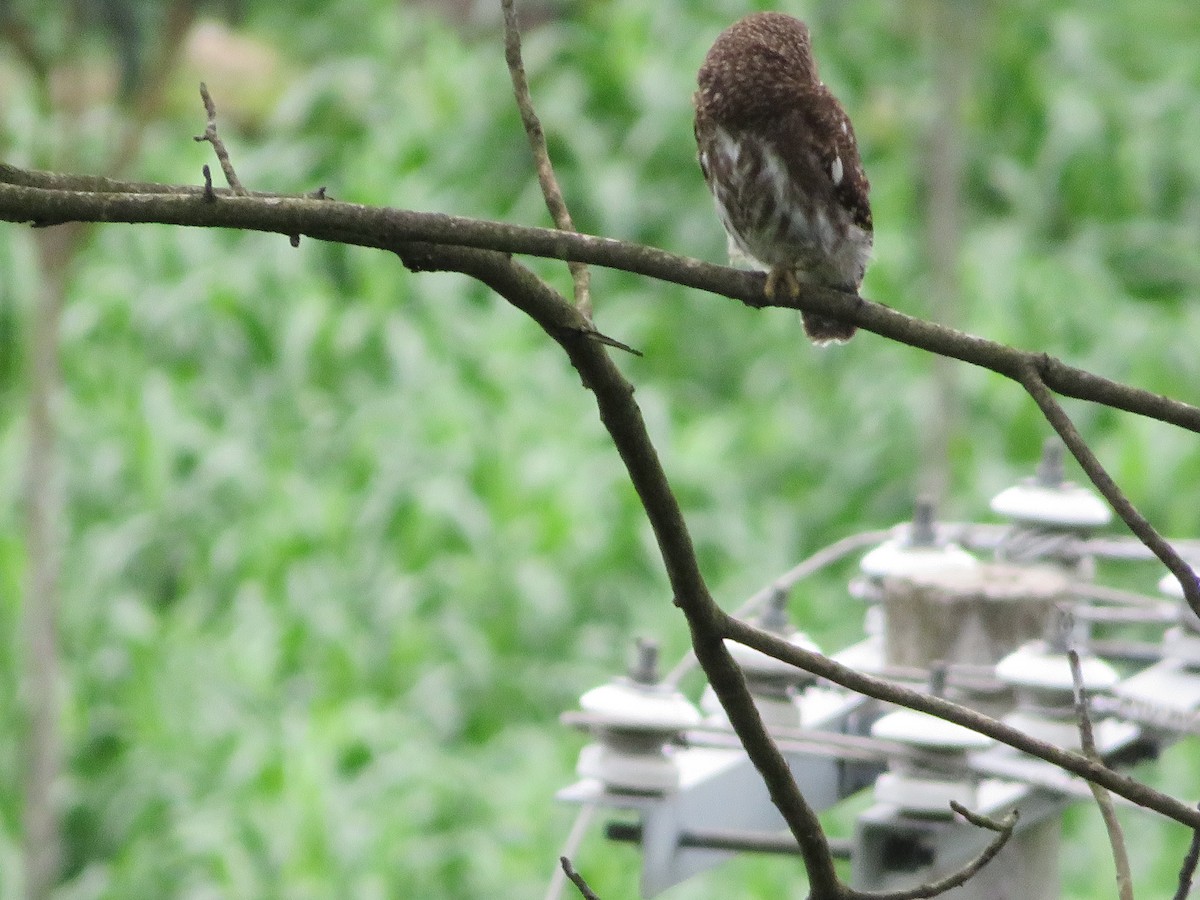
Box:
1, 0, 1199, 897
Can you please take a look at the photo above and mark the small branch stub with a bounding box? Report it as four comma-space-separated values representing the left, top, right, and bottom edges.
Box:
194, 82, 246, 196
560, 857, 601, 900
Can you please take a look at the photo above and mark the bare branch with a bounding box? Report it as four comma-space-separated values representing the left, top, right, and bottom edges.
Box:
1017, 359, 1200, 618
720, 614, 1200, 829
2, 169, 1198, 435
560, 857, 601, 900
1175, 810, 1200, 900
193, 84, 247, 196
501, 0, 593, 317
392, 240, 844, 898
1069, 649, 1134, 900
846, 805, 1018, 900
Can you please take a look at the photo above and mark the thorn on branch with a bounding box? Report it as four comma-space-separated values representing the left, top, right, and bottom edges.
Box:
577, 326, 643, 357
560, 856, 601, 900
201, 164, 215, 202
194, 82, 247, 196
289, 188, 330, 247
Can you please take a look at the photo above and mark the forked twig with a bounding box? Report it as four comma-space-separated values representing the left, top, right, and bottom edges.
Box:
847, 804, 1018, 900
193, 82, 246, 196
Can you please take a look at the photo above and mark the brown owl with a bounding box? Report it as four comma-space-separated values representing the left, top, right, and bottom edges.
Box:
694, 13, 872, 344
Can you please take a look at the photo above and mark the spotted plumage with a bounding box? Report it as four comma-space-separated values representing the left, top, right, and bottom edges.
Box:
694, 12, 872, 344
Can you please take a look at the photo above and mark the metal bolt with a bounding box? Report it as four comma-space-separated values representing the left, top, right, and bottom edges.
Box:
1035, 439, 1066, 487
909, 496, 938, 547
630, 637, 661, 685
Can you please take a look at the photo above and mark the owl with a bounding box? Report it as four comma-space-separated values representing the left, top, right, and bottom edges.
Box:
694, 13, 872, 344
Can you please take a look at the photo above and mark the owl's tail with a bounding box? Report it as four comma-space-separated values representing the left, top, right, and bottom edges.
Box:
801, 312, 856, 345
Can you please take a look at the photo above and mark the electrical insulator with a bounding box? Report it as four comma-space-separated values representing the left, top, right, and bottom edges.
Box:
574, 639, 701, 793
870, 706, 993, 816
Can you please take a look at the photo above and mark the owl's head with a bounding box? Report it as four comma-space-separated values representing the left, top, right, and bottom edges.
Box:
696, 13, 819, 123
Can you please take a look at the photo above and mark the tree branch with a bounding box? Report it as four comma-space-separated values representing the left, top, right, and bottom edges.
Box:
5, 162, 1200, 868
193, 83, 246, 195
5, 169, 1198, 616
720, 614, 1200, 830
560, 857, 601, 900
1016, 358, 1200, 617
501, 0, 592, 316
1175, 810, 1200, 900
392, 240, 843, 897
1, 168, 1197, 434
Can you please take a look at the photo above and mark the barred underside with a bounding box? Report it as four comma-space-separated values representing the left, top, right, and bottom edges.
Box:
698, 123, 870, 292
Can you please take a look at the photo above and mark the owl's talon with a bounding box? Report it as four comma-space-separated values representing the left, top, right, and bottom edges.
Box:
764, 269, 780, 302
764, 268, 801, 304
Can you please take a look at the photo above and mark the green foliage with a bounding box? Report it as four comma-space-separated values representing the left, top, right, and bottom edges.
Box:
2, 0, 1200, 897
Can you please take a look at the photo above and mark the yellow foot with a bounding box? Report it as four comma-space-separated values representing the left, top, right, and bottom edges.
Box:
764, 267, 801, 302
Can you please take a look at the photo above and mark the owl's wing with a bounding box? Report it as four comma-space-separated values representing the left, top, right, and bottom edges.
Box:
790, 88, 873, 234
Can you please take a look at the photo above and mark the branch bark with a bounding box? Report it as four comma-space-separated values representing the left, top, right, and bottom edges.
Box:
500, 0, 592, 317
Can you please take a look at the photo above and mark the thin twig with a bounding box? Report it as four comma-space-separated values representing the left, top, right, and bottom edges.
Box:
500, 0, 592, 317
1175, 809, 1200, 900
1017, 359, 1200, 620
847, 805, 1018, 900
574, 326, 642, 356
193, 83, 246, 195
950, 801, 1014, 832
1069, 649, 1134, 900
560, 857, 601, 900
